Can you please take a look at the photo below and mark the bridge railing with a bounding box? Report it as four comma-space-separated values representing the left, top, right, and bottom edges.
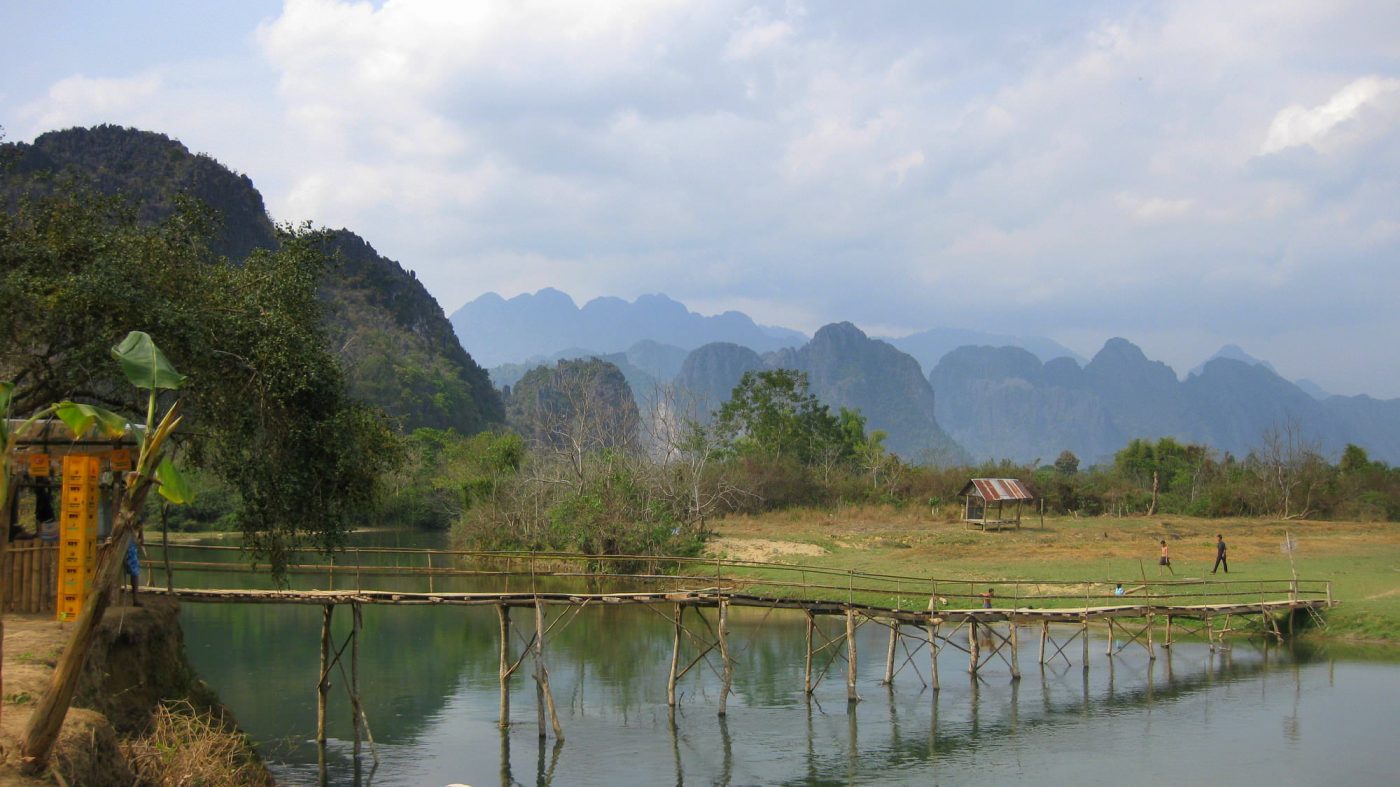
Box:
144, 543, 1331, 612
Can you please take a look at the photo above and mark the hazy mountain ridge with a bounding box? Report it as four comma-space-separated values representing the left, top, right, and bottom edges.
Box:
451, 289, 807, 367
2, 125, 502, 433
933, 340, 1400, 464
672, 325, 965, 462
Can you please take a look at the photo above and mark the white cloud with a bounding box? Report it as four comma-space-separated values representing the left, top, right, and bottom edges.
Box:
1261, 76, 1400, 155
20, 72, 163, 131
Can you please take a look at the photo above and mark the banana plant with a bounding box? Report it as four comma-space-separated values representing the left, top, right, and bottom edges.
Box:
19, 331, 194, 770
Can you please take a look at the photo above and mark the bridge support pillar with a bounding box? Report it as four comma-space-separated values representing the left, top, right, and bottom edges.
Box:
667, 603, 682, 706
803, 610, 815, 694
1147, 614, 1156, 660
1009, 621, 1021, 681
882, 620, 898, 685
927, 620, 940, 691
1164, 615, 1173, 649
1082, 618, 1089, 670
846, 608, 859, 703
718, 599, 733, 716
968, 620, 979, 674
498, 604, 512, 725
1038, 621, 1048, 665
532, 601, 564, 741
1105, 618, 1115, 657
317, 604, 331, 746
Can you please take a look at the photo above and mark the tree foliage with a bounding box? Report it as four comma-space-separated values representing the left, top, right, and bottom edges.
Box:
0, 186, 400, 573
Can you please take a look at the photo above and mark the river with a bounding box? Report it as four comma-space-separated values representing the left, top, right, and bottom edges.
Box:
171, 532, 1399, 786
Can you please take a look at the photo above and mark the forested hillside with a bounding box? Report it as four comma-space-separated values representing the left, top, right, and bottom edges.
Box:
0, 125, 501, 433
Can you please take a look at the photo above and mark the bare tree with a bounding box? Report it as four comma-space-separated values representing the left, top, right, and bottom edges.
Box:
1257, 417, 1326, 519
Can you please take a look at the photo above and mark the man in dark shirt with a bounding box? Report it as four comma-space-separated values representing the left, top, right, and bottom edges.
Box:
1212, 534, 1228, 574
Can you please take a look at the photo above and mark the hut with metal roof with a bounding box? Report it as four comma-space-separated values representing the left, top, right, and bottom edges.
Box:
959, 478, 1035, 531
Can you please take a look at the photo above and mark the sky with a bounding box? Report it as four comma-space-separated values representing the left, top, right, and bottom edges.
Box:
3, 1, 1399, 397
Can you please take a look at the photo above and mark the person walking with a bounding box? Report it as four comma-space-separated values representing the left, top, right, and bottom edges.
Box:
1212, 534, 1229, 574
1158, 540, 1174, 575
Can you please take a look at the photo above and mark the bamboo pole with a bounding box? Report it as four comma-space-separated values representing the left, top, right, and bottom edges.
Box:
845, 608, 858, 703
1105, 618, 1114, 657
1009, 622, 1021, 681
667, 603, 681, 707
968, 621, 979, 674
882, 620, 897, 685
1147, 614, 1156, 660
804, 609, 815, 694
1038, 621, 1048, 665
350, 602, 362, 757
928, 620, 940, 691
718, 599, 732, 716
1082, 618, 1089, 670
317, 604, 332, 746
1164, 615, 1173, 649
498, 604, 512, 726
533, 600, 564, 740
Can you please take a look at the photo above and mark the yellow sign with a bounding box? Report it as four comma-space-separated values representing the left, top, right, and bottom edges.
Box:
109, 448, 133, 472
27, 453, 51, 477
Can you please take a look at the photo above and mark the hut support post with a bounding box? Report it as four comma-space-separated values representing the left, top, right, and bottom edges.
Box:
718, 599, 733, 716
498, 604, 511, 727
667, 603, 682, 707
845, 609, 858, 703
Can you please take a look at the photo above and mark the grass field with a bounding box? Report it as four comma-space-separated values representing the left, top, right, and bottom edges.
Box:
704, 505, 1400, 645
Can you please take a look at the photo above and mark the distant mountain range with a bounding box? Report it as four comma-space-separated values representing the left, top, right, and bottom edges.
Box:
450, 289, 806, 368
931, 340, 1400, 464
1, 125, 503, 434
671, 323, 965, 462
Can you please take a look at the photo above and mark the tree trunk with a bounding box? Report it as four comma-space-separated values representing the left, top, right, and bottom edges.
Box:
20, 480, 152, 770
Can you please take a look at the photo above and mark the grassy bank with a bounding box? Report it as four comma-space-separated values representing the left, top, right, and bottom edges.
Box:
705, 506, 1400, 644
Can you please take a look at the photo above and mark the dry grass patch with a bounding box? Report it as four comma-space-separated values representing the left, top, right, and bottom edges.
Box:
121, 700, 273, 787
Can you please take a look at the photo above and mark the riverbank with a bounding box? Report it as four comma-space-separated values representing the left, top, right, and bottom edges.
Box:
0, 596, 272, 785
704, 506, 1400, 644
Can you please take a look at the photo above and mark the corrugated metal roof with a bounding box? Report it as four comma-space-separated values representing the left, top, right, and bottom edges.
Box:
960, 478, 1035, 501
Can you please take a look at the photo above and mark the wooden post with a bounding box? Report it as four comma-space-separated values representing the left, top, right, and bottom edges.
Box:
532, 601, 564, 740
351, 602, 362, 757
427, 552, 433, 594
1206, 616, 1215, 653
1164, 615, 1173, 649
845, 608, 858, 703
927, 620, 940, 691
968, 621, 979, 674
803, 609, 815, 694
667, 603, 682, 706
317, 604, 332, 746
718, 599, 733, 716
882, 620, 897, 685
1009, 621, 1021, 681
1105, 618, 1114, 657
1147, 614, 1156, 661
1081, 618, 1089, 670
1038, 621, 1048, 665
498, 604, 511, 727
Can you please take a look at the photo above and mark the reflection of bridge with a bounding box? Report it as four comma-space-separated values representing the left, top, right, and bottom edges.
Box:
147, 544, 1332, 773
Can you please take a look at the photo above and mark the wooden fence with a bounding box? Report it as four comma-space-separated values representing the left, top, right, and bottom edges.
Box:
3, 541, 57, 614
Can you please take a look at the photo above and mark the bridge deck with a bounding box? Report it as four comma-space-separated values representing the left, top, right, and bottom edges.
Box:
154, 585, 1327, 624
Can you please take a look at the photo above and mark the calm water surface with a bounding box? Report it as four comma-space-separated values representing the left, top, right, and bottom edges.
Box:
172, 533, 1400, 786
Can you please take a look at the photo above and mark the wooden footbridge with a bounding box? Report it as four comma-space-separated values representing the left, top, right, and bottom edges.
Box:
143, 544, 1333, 760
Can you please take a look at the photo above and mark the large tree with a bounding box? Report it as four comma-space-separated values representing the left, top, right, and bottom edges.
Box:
0, 186, 399, 572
